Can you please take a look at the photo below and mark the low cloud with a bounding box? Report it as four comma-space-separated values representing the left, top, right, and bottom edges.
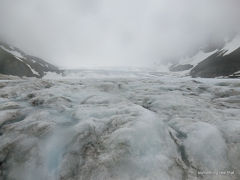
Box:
0, 0, 239, 68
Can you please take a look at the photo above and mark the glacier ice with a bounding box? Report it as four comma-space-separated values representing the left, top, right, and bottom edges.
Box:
0, 71, 240, 180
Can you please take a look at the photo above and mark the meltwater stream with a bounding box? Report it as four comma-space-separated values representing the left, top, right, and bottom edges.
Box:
0, 70, 240, 180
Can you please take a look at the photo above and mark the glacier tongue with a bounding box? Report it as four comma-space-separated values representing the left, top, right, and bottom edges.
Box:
0, 72, 240, 180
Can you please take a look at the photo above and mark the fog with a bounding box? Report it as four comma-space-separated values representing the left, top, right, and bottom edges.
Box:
0, 0, 239, 68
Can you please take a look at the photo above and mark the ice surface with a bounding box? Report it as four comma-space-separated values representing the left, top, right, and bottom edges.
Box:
0, 70, 240, 180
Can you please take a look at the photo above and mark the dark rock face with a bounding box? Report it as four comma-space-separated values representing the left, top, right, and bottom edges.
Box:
190, 48, 240, 78
0, 49, 33, 77
169, 64, 193, 72
0, 42, 60, 78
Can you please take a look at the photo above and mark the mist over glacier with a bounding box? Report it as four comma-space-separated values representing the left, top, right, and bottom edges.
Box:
0, 0, 240, 68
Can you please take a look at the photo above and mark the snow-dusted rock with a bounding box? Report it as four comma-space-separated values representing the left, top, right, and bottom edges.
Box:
169, 34, 240, 78
0, 42, 61, 78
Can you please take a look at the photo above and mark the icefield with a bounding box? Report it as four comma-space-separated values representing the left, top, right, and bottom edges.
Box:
0, 70, 240, 180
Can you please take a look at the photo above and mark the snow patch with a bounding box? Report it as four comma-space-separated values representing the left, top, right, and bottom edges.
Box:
223, 35, 240, 55
26, 64, 40, 76
179, 50, 218, 66
0, 45, 25, 59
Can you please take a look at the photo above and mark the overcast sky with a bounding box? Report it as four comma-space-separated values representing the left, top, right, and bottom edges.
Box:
0, 0, 240, 68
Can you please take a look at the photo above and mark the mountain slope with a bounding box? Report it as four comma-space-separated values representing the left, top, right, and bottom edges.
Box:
0, 42, 60, 78
169, 35, 240, 78
190, 47, 240, 78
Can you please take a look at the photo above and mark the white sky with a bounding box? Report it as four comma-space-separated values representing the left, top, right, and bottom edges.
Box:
0, 0, 239, 68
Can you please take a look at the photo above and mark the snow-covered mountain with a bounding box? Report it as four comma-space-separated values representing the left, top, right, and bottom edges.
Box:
0, 42, 60, 78
170, 35, 240, 78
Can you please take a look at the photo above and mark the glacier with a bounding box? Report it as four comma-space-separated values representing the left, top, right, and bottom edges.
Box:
0, 70, 240, 180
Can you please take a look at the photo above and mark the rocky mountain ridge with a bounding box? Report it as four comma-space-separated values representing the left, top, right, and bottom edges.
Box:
0, 42, 60, 78
169, 35, 240, 78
